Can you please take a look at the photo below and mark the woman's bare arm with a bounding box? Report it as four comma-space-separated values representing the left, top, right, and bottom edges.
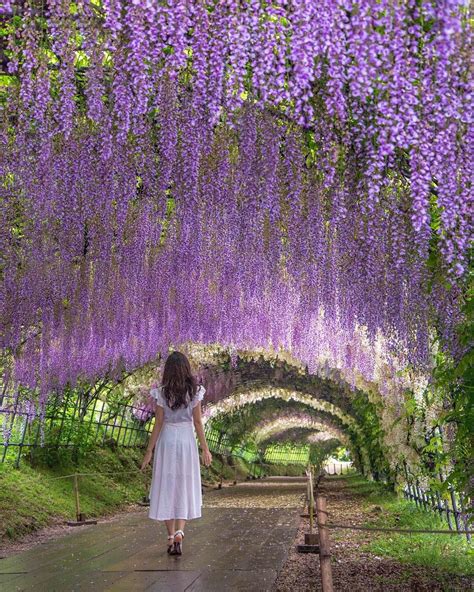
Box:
140, 405, 164, 470
192, 402, 213, 466
146, 405, 165, 454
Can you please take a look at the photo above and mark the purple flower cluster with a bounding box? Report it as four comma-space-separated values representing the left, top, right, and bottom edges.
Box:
3, 1, 471, 273
0, 0, 13, 15
0, 1, 471, 404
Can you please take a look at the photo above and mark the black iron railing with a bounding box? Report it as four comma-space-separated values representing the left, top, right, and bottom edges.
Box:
403, 480, 471, 542
0, 391, 153, 467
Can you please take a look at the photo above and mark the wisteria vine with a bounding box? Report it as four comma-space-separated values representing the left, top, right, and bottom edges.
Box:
0, 0, 472, 411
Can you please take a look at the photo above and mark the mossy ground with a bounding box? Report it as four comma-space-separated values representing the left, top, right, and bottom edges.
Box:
0, 445, 147, 541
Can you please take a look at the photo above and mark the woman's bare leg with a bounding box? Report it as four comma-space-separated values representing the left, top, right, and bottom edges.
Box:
175, 518, 186, 541
165, 519, 175, 544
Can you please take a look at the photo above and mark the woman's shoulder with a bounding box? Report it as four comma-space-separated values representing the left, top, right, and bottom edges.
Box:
150, 386, 164, 401
191, 384, 205, 406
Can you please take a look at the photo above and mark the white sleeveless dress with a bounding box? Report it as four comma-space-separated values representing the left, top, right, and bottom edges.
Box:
148, 385, 205, 521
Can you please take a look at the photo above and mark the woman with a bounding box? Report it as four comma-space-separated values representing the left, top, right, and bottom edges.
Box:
140, 351, 213, 556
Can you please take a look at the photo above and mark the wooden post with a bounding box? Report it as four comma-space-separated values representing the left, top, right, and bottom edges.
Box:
306, 469, 311, 511
316, 495, 334, 592
73, 473, 81, 521
302, 466, 319, 549
66, 473, 97, 526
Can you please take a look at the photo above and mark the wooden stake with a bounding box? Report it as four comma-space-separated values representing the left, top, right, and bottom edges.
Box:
316, 495, 334, 592
73, 473, 81, 522
309, 467, 314, 533
299, 466, 319, 551
66, 473, 97, 526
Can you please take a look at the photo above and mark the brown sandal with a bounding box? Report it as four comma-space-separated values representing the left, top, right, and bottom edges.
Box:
167, 535, 174, 554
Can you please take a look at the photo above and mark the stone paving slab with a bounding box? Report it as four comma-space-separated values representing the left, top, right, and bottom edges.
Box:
0, 477, 306, 592
185, 568, 278, 592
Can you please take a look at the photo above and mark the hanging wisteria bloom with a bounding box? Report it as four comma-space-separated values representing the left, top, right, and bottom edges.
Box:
0, 0, 471, 427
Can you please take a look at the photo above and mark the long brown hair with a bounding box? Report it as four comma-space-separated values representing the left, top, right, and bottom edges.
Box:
161, 351, 198, 410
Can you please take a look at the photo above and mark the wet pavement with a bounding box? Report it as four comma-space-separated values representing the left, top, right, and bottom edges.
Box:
0, 476, 306, 591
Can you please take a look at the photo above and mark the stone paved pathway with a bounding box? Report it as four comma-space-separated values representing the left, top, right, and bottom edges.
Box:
0, 476, 306, 592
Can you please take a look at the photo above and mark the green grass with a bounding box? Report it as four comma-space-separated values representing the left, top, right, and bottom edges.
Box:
0, 445, 151, 542
201, 453, 251, 482
344, 474, 474, 577
264, 463, 305, 477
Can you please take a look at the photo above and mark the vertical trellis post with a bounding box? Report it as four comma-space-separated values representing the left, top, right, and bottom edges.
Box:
449, 486, 462, 533
14, 413, 29, 468
55, 390, 70, 447
84, 396, 99, 445
126, 409, 138, 446
67, 392, 82, 445
2, 395, 20, 462
459, 496, 472, 543
94, 399, 106, 443
434, 490, 445, 520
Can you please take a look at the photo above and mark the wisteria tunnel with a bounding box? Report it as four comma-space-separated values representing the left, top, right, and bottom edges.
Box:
0, 0, 472, 590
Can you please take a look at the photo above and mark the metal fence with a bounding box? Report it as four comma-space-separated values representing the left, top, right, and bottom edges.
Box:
1, 392, 308, 470
324, 461, 353, 475
401, 425, 472, 542
203, 425, 258, 462
264, 444, 309, 465
0, 391, 152, 467
403, 479, 471, 542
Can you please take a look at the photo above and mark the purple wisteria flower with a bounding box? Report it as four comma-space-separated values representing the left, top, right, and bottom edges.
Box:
0, 0, 470, 410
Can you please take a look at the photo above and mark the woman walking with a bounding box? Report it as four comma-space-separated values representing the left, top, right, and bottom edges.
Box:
140, 351, 213, 556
